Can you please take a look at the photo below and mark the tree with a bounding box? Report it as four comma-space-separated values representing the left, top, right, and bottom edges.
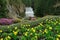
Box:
34, 0, 57, 17
6, 0, 25, 18
0, 0, 8, 18
22, 0, 32, 7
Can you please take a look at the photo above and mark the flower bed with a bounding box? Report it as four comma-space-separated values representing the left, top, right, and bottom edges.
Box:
0, 16, 60, 40
0, 18, 14, 25
0, 18, 21, 25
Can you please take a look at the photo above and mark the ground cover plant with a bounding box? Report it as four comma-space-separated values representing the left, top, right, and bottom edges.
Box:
0, 0, 60, 40
0, 16, 60, 40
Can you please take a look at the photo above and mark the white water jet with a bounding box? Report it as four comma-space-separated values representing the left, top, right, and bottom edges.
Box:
25, 7, 34, 18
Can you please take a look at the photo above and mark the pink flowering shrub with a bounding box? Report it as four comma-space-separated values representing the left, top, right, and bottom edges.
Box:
0, 18, 14, 25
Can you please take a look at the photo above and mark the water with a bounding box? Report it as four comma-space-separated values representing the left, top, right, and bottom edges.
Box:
25, 7, 34, 18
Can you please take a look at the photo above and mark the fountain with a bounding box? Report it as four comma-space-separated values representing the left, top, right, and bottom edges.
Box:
25, 7, 34, 18
25, 7, 36, 20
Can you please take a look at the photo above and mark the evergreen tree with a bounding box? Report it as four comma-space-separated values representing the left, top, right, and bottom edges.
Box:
34, 0, 57, 17
0, 0, 8, 18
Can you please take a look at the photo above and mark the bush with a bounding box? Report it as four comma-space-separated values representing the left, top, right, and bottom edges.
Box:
0, 18, 14, 25
0, 18, 21, 25
0, 16, 60, 40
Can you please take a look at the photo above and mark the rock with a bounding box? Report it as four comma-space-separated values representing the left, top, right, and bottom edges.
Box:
29, 17, 36, 20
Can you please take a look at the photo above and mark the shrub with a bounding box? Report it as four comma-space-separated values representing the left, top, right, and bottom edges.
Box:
0, 16, 60, 40
0, 18, 14, 25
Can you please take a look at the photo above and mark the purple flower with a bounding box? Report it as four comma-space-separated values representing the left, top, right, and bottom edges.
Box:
0, 18, 14, 25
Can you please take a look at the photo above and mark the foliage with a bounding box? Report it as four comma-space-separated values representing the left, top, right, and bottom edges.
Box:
22, 0, 60, 17
0, 0, 8, 18
34, 0, 58, 17
0, 16, 60, 40
53, 6, 60, 15
22, 0, 32, 7
0, 0, 60, 18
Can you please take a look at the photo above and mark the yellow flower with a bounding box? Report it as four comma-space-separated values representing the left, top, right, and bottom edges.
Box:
0, 30, 2, 32
42, 32, 44, 34
32, 28, 34, 30
25, 24, 28, 26
32, 28, 35, 32
26, 24, 30, 26
13, 31, 18, 35
56, 21, 58, 23
7, 36, 11, 39
15, 27, 17, 30
5, 37, 8, 40
33, 29, 35, 32
40, 23, 43, 26
0, 38, 3, 40
57, 35, 60, 37
28, 25, 30, 27
25, 32, 28, 36
30, 33, 33, 35
38, 25, 40, 27
44, 29, 48, 33
35, 36, 37, 38
49, 27, 52, 30
46, 19, 48, 21
56, 38, 59, 40
27, 29, 29, 31
25, 33, 27, 36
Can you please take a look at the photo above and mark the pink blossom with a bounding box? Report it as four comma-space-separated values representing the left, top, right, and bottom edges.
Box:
0, 18, 14, 25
